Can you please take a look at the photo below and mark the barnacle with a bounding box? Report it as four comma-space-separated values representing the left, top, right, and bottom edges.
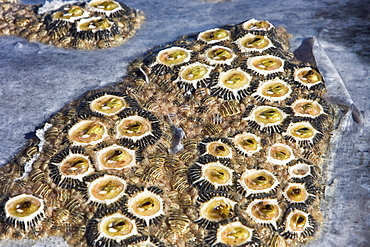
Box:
0, 0, 144, 49
0, 194, 45, 231
0, 18, 336, 247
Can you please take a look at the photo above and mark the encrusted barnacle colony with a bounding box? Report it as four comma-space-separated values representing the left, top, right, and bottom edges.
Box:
0, 0, 144, 49
0, 18, 337, 246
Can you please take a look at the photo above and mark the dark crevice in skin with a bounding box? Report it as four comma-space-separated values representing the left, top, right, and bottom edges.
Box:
313, 0, 370, 63
293, 37, 316, 66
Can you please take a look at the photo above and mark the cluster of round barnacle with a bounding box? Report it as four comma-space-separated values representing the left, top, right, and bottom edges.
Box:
0, 18, 335, 247
0, 0, 144, 49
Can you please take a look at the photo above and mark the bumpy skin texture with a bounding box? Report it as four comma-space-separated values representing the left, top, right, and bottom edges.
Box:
0, 19, 335, 247
0, 0, 144, 49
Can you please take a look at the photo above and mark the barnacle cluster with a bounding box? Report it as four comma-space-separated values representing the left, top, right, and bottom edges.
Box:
0, 18, 335, 247
0, 0, 144, 49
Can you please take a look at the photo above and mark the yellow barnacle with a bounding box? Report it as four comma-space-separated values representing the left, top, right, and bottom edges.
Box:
68, 120, 107, 145
243, 19, 273, 31
217, 221, 253, 246
233, 133, 261, 156
88, 175, 126, 205
77, 17, 113, 32
90, 95, 126, 115
205, 46, 236, 65
248, 55, 284, 76
288, 122, 316, 140
251, 106, 285, 126
247, 199, 281, 227
5, 194, 45, 230
240, 169, 279, 196
179, 62, 212, 82
219, 69, 251, 90
97, 145, 135, 170
206, 141, 232, 158
292, 99, 323, 117
284, 184, 309, 203
199, 197, 235, 222
52, 6, 87, 21
60, 154, 91, 177
202, 162, 233, 186
254, 79, 291, 102
128, 190, 163, 220
237, 34, 273, 52
89, 0, 121, 12
267, 143, 294, 165
284, 209, 315, 239
294, 67, 322, 87
288, 163, 311, 179
157, 47, 191, 66
116, 116, 151, 139
99, 213, 137, 240
198, 28, 230, 43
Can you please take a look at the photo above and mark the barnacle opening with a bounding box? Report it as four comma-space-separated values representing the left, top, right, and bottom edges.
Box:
237, 34, 273, 52
88, 0, 122, 15
177, 62, 213, 88
248, 55, 284, 75
283, 209, 315, 239
206, 141, 233, 158
99, 213, 137, 241
284, 183, 309, 203
52, 6, 88, 22
239, 169, 279, 196
247, 106, 286, 127
285, 122, 318, 143
198, 28, 230, 44
291, 99, 323, 118
247, 199, 281, 227
97, 145, 136, 170
127, 190, 164, 225
219, 68, 251, 90
202, 162, 233, 187
242, 19, 273, 31
267, 143, 294, 165
294, 68, 323, 87
216, 221, 253, 246
87, 175, 126, 205
90, 95, 126, 115
156, 47, 192, 66
58, 153, 93, 178
233, 133, 261, 156
205, 46, 236, 65
77, 17, 113, 32
68, 120, 107, 145
199, 197, 236, 222
253, 78, 291, 102
288, 163, 311, 179
116, 116, 151, 139
4, 194, 44, 230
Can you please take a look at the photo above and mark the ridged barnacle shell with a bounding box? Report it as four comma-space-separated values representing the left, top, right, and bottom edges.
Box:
124, 187, 164, 227
84, 174, 127, 208
242, 18, 274, 32
204, 220, 257, 247
281, 209, 316, 240
293, 67, 323, 89
287, 160, 315, 182
175, 62, 214, 90
236, 33, 275, 53
49, 147, 95, 189
231, 132, 262, 156
210, 68, 252, 100
204, 45, 237, 66
127, 235, 165, 247
252, 78, 292, 102
266, 143, 295, 165
246, 198, 282, 229
51, 5, 90, 23
243, 105, 289, 133
198, 28, 231, 44
1, 194, 45, 231
115, 108, 162, 149
188, 155, 234, 192
68, 119, 108, 146
195, 194, 237, 230
86, 210, 140, 247
238, 169, 279, 198
283, 183, 316, 206
96, 144, 136, 170
290, 98, 325, 118
284, 121, 322, 147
